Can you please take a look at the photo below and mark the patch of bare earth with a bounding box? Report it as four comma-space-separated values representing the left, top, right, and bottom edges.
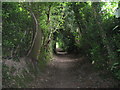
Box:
28, 52, 119, 88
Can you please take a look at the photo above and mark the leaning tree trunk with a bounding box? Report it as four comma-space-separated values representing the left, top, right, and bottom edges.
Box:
26, 4, 42, 60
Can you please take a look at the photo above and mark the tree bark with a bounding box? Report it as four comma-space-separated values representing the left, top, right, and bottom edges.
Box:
26, 3, 42, 60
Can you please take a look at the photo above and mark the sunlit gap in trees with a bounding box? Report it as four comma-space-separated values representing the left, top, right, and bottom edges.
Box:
56, 42, 59, 48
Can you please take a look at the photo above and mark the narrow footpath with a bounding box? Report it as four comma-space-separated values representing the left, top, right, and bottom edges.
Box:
28, 50, 118, 88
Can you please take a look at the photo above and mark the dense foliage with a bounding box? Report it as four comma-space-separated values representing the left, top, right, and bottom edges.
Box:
54, 2, 120, 80
2, 2, 120, 87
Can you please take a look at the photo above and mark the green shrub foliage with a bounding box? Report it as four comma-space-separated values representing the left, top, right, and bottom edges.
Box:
2, 2, 120, 86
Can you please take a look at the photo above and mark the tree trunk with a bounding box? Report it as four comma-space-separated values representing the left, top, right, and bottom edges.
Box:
28, 26, 42, 60
26, 4, 42, 60
72, 3, 83, 35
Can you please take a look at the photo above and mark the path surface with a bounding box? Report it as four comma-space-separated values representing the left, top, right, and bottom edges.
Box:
28, 51, 118, 88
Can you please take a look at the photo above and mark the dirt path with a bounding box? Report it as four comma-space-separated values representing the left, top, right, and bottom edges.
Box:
28, 52, 119, 88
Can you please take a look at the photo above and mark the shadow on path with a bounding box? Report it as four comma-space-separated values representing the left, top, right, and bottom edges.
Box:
28, 51, 118, 88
